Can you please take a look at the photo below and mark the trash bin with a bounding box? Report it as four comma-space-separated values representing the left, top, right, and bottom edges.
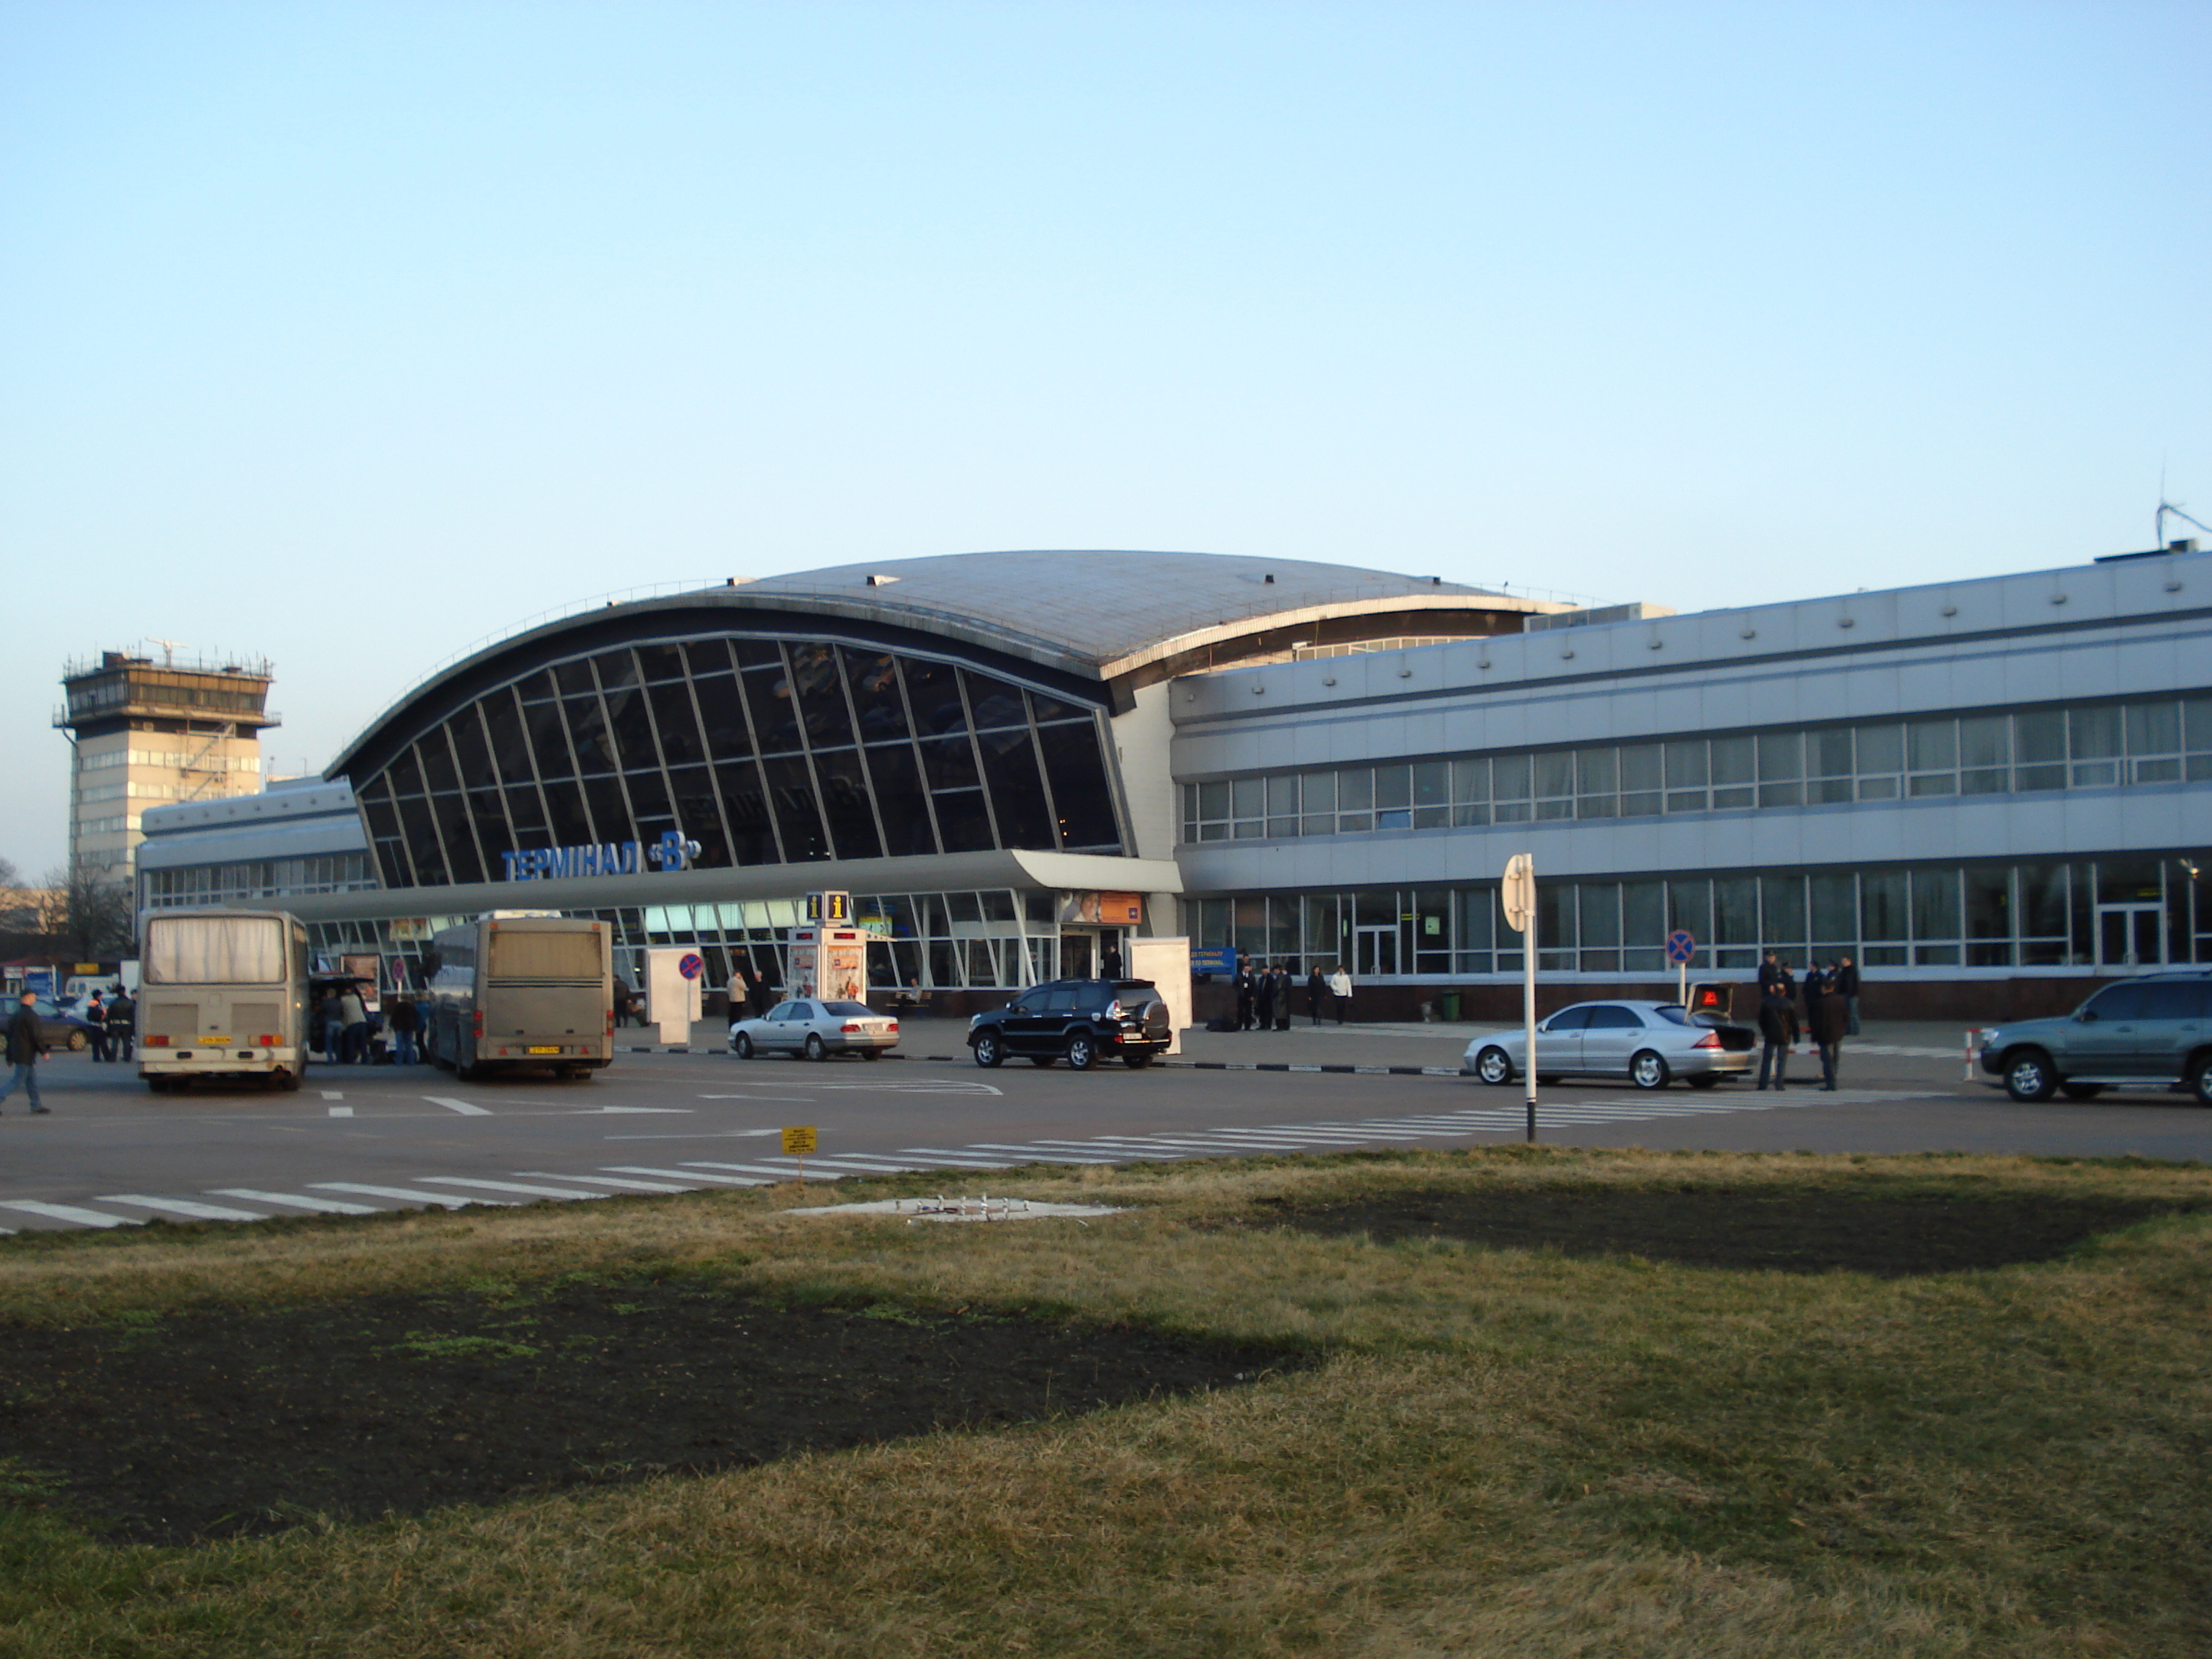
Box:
1440, 991, 1462, 1021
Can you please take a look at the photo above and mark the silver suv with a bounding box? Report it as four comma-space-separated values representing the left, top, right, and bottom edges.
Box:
1978, 973, 2212, 1103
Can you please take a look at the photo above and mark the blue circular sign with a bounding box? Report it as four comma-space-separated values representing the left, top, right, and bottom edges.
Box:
1665, 930, 1696, 964
678, 952, 704, 980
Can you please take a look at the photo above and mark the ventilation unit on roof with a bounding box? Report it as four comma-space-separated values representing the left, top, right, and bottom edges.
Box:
867, 573, 900, 587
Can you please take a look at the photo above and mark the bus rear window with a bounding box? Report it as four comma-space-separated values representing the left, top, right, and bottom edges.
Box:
487, 930, 603, 981
144, 917, 287, 985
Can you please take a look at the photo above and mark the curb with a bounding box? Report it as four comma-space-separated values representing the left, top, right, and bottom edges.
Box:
664, 1044, 1467, 1077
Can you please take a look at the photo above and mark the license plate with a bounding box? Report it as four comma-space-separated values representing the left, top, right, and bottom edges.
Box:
196, 1035, 232, 1046
526, 1045, 562, 1055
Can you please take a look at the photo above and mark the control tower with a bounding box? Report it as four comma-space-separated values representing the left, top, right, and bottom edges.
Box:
55, 648, 279, 895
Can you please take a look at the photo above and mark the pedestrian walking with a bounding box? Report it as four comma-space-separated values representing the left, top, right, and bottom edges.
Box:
84, 992, 111, 1061
1307, 965, 1327, 1025
1328, 964, 1354, 1023
105, 989, 135, 1064
1756, 983, 1791, 1089
1810, 978, 1850, 1091
387, 994, 420, 1066
1835, 955, 1862, 1037
0, 990, 52, 1114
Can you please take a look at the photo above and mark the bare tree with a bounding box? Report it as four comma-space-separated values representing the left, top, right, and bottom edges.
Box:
36, 861, 135, 962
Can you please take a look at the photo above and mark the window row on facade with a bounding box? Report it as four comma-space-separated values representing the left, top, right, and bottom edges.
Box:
144, 854, 377, 908
1182, 694, 2212, 841
300, 888, 1120, 994
1187, 855, 2210, 977
78, 748, 261, 773
353, 637, 1125, 890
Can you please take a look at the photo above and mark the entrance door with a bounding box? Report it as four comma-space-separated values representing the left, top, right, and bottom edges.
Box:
2096, 904, 2164, 970
1354, 925, 1398, 979
1061, 932, 1094, 981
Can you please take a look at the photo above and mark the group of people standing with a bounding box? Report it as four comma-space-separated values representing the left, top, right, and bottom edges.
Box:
1755, 951, 1861, 1092
1232, 957, 1357, 1028
78, 989, 135, 1063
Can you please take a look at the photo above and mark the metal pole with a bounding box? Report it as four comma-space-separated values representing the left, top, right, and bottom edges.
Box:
1524, 902, 1538, 1143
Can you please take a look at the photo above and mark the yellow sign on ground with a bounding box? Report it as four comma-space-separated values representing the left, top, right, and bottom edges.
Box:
781, 1125, 818, 1156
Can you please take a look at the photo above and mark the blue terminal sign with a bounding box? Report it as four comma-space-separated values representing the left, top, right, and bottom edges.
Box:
501, 830, 703, 882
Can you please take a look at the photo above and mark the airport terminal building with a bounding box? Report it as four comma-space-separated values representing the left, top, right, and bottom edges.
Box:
137, 544, 2212, 1020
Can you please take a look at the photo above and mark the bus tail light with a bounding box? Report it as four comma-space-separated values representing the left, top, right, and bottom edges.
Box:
472, 1011, 484, 1038
258, 1035, 277, 1046
146, 1034, 170, 1047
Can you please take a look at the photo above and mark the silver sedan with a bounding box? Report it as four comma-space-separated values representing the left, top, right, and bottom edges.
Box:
729, 999, 900, 1061
1463, 1000, 1755, 1091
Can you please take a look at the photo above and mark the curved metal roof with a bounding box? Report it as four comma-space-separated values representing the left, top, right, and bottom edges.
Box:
721, 549, 1550, 680
329, 549, 1552, 778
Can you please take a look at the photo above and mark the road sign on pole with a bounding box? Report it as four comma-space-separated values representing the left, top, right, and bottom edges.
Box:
1501, 855, 1537, 1143
1665, 930, 1696, 1007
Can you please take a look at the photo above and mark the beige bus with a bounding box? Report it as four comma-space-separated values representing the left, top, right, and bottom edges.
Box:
426, 914, 614, 1082
138, 909, 313, 1092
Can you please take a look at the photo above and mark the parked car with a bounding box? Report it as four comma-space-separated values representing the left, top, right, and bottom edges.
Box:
729, 998, 899, 1061
968, 979, 1172, 1071
1977, 971, 2212, 1103
20, 997, 95, 1052
1464, 999, 1756, 1091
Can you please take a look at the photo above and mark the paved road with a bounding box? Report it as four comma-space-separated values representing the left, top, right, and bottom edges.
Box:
1, 1033, 2205, 1233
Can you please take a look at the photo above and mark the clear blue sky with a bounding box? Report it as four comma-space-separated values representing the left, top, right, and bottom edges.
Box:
3, 1, 2206, 876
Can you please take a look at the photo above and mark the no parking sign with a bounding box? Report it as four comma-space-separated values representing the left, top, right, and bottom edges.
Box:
678, 953, 703, 981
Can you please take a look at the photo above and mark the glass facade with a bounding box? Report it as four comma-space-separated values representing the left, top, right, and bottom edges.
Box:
1187, 858, 2212, 976
352, 638, 1125, 889
145, 854, 377, 908
296, 887, 1119, 994
1182, 693, 2212, 840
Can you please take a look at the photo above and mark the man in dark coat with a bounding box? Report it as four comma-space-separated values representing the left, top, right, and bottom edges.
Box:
1809, 979, 1851, 1091
1835, 956, 1862, 1036
1233, 964, 1256, 1031
1253, 963, 1277, 1032
1272, 964, 1293, 1030
1755, 982, 1792, 1091
84, 992, 110, 1062
1307, 965, 1327, 1025
104, 989, 135, 1064
0, 991, 52, 1114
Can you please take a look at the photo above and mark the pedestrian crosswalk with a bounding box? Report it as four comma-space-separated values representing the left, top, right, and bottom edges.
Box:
0, 1087, 1943, 1231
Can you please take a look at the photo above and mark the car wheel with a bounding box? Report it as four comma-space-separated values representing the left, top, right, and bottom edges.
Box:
972, 1031, 1004, 1069
2059, 1082, 2105, 1100
1029, 1055, 1056, 1068
2004, 1049, 2058, 1102
1629, 1051, 1671, 1092
1066, 1032, 1099, 1071
2189, 1053, 2212, 1107
734, 1033, 754, 1059
1123, 1053, 1151, 1069
1473, 1046, 1513, 1087
67, 1030, 87, 1052
804, 1033, 827, 1062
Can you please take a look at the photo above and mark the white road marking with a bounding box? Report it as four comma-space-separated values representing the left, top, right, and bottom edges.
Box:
694, 1097, 815, 1106
0, 1201, 139, 1228
310, 1182, 514, 1207
319, 1090, 345, 1101
210, 1188, 380, 1215
964, 1144, 1129, 1164
603, 1164, 776, 1186
678, 1160, 842, 1182
516, 1170, 695, 1192
756, 1155, 926, 1174
894, 1148, 1027, 1168
424, 1095, 493, 1117
578, 1105, 693, 1114
414, 1177, 606, 1200
97, 1194, 266, 1222
328, 1105, 354, 1118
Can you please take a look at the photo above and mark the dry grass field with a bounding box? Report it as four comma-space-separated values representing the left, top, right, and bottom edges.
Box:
1, 1145, 2207, 1658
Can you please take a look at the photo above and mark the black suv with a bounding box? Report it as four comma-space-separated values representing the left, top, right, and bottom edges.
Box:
968, 979, 1173, 1071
